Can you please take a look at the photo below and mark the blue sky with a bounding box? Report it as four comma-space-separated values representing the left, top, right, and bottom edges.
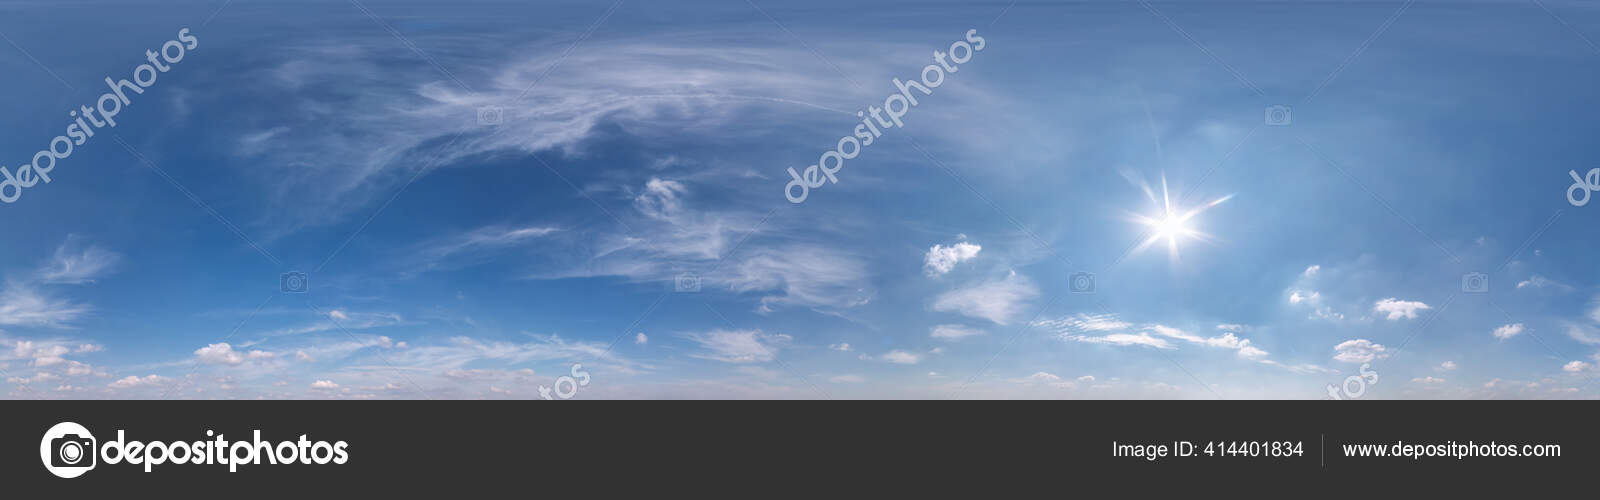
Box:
2, 0, 1600, 399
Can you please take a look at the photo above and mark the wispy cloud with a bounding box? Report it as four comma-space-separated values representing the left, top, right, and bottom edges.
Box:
36, 238, 120, 284
930, 324, 986, 341
931, 271, 1037, 325
683, 329, 790, 363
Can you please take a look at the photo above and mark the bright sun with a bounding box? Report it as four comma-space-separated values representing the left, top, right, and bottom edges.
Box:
1152, 213, 1190, 239
1127, 174, 1232, 262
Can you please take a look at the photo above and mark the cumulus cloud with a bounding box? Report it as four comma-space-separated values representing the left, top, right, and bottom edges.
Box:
635, 332, 648, 345
923, 242, 981, 276
1333, 339, 1390, 363
194, 343, 276, 366
1562, 361, 1590, 373
828, 374, 865, 383
1373, 298, 1430, 320
828, 343, 852, 352
1492, 323, 1525, 340
1438, 361, 1458, 372
310, 380, 341, 389
1289, 290, 1319, 304
931, 271, 1038, 325
109, 375, 170, 389
1411, 376, 1445, 385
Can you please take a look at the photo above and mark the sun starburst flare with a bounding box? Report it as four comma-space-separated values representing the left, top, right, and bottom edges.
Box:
1126, 173, 1233, 264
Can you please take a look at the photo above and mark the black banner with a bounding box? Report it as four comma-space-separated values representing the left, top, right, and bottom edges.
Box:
3, 401, 1593, 494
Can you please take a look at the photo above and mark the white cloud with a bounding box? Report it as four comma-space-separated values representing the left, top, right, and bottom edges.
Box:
1311, 306, 1345, 321
828, 374, 865, 383
828, 343, 852, 352
633, 178, 689, 220
408, 225, 561, 273
261, 310, 405, 337
1034, 313, 1133, 334
724, 245, 873, 313
1064, 332, 1174, 349
1438, 361, 1458, 372
683, 329, 790, 363
1373, 298, 1430, 320
109, 374, 170, 389
635, 332, 648, 345
880, 350, 925, 365
931, 271, 1038, 325
1516, 275, 1571, 292
1411, 376, 1445, 385
1303, 265, 1321, 277
1289, 290, 1319, 304
36, 239, 120, 284
1333, 339, 1390, 363
442, 368, 536, 382
1237, 345, 1269, 360
367, 334, 636, 380
0, 284, 91, 328
1492, 323, 1525, 340
1562, 361, 1591, 373
923, 242, 981, 276
6, 372, 60, 384
930, 324, 986, 341
1026, 372, 1062, 382
310, 380, 340, 389
1042, 316, 1289, 369
194, 343, 275, 366
242, 37, 896, 228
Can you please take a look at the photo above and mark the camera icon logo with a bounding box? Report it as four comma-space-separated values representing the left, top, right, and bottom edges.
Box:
1462, 272, 1489, 293
281, 271, 309, 294
1265, 105, 1292, 126
40, 422, 96, 478
675, 273, 702, 293
1069, 272, 1096, 294
477, 106, 505, 126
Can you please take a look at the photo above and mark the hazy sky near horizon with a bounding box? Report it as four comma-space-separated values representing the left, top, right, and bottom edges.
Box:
3, 0, 1600, 399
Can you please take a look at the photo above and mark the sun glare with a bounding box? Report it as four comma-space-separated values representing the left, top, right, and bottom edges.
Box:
1127, 174, 1232, 263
